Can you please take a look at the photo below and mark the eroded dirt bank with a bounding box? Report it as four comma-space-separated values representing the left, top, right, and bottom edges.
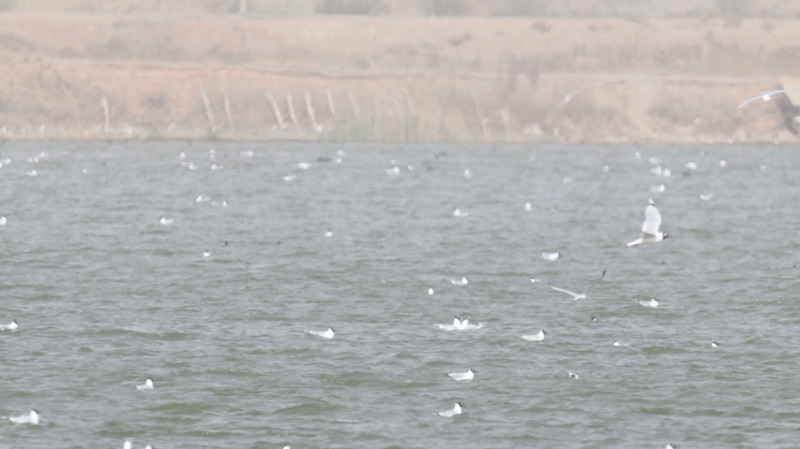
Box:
1, 13, 799, 143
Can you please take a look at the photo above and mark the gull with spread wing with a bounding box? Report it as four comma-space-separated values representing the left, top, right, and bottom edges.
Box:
550, 269, 606, 301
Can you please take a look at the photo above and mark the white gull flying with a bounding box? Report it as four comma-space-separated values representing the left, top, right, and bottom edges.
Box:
738, 89, 791, 108
627, 200, 669, 246
550, 269, 606, 301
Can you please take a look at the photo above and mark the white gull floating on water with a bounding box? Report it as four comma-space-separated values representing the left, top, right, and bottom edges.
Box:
437, 314, 484, 331
0, 319, 18, 331
436, 402, 463, 417
306, 328, 336, 340
447, 368, 476, 381
9, 410, 40, 425
541, 251, 560, 261
520, 329, 547, 341
136, 378, 154, 390
449, 277, 469, 286
639, 298, 659, 308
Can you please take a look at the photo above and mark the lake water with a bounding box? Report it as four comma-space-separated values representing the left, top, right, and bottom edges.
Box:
1, 141, 798, 449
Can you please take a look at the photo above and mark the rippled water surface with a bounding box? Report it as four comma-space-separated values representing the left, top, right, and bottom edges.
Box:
1, 141, 799, 449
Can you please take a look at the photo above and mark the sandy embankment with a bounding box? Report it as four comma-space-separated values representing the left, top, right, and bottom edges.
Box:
0, 13, 798, 143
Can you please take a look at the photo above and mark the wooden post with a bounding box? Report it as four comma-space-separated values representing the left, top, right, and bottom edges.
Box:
304, 90, 320, 131
286, 92, 299, 130
501, 109, 511, 138
200, 87, 215, 132
348, 91, 360, 118
403, 88, 415, 113
221, 83, 234, 129
326, 88, 336, 116
101, 96, 110, 134
265, 90, 286, 130
471, 91, 488, 138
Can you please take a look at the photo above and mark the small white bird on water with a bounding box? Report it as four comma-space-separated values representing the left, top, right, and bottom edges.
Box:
123, 441, 132, 449
438, 315, 464, 331
0, 319, 18, 331
136, 378, 154, 390
737, 89, 791, 108
438, 314, 484, 331
520, 329, 547, 341
550, 269, 606, 301
568, 371, 579, 379
159, 216, 174, 226
306, 328, 336, 340
639, 298, 659, 308
541, 251, 560, 261
0, 215, 6, 225
450, 276, 469, 286
436, 402, 463, 417
627, 200, 670, 247
447, 368, 476, 381
9, 410, 40, 425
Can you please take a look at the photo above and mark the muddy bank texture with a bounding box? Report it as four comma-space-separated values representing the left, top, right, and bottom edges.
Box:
1, 13, 800, 143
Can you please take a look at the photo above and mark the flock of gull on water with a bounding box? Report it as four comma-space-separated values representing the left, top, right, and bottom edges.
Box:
0, 89, 779, 448
296, 145, 709, 449
0, 144, 739, 449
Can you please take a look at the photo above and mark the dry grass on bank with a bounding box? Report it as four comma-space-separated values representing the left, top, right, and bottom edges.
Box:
0, 12, 799, 142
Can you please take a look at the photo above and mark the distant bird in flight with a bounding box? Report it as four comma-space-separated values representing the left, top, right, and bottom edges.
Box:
551, 269, 606, 301
737, 89, 791, 108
